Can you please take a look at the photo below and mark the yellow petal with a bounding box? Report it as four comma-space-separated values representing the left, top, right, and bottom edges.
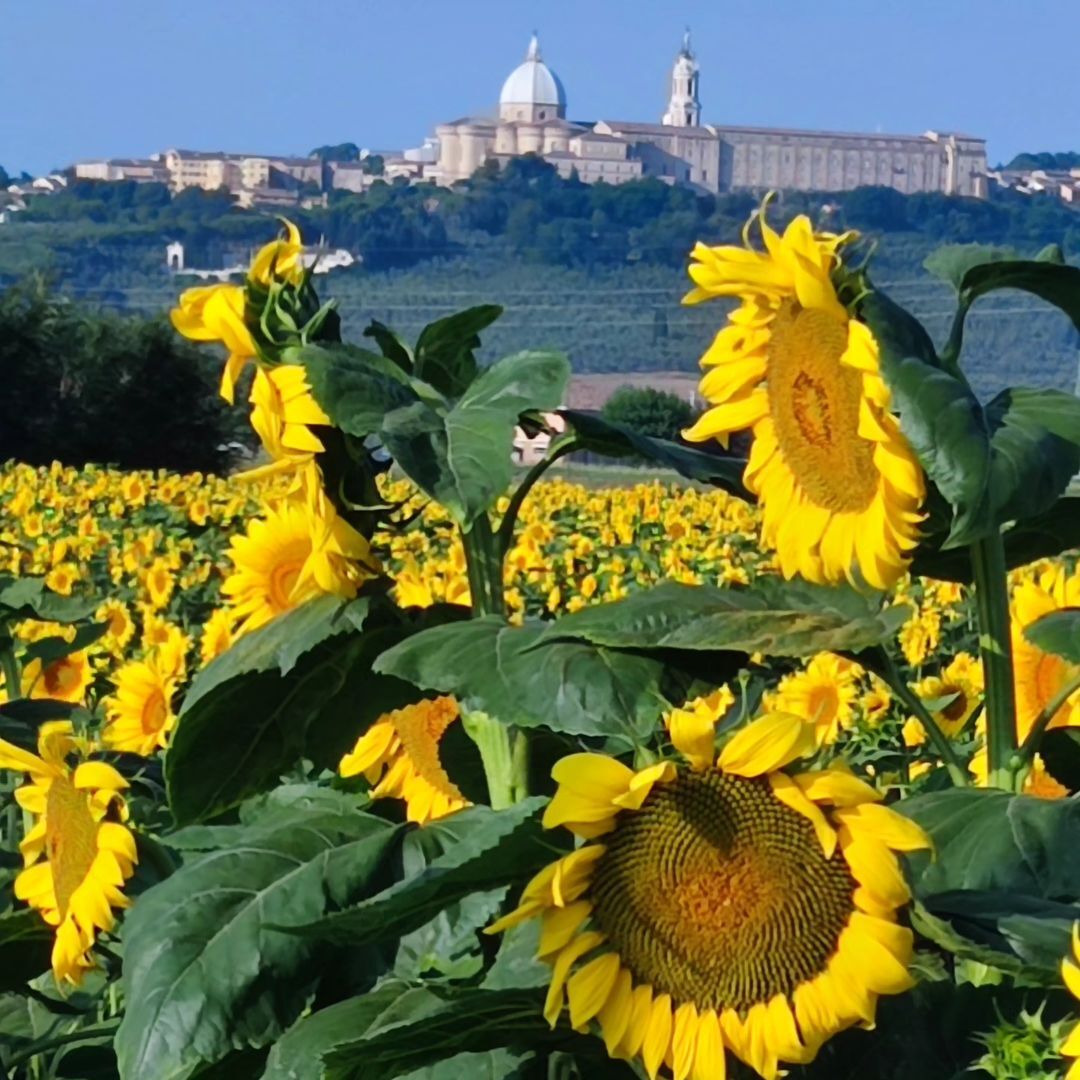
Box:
72, 761, 128, 792
835, 803, 932, 852
719, 712, 817, 777
672, 1002, 699, 1080
691, 1009, 725, 1080
544, 754, 634, 831
616, 984, 654, 1059
613, 761, 676, 811
768, 773, 837, 858
793, 769, 883, 807
642, 993, 674, 1080
567, 951, 620, 1030
543, 931, 604, 1028
597, 968, 634, 1056
841, 832, 910, 909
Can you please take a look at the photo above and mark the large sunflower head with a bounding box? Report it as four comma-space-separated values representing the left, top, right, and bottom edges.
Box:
488, 711, 929, 1080
0, 723, 137, 986
339, 696, 469, 824
222, 495, 381, 637
1011, 565, 1080, 742
682, 200, 925, 590
102, 644, 180, 757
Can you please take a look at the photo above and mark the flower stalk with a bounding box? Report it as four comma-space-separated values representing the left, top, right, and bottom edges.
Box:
461, 710, 522, 810
970, 530, 1018, 789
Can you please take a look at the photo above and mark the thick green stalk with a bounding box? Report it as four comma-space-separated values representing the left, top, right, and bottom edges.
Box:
0, 628, 20, 701
462, 514, 504, 618
970, 531, 1018, 789
496, 437, 581, 558
461, 710, 518, 810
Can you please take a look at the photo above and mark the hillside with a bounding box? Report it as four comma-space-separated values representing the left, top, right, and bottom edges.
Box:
1, 158, 1078, 400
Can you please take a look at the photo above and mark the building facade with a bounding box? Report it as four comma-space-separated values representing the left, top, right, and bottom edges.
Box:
432, 32, 987, 198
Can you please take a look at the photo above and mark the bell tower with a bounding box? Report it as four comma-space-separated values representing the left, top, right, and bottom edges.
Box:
662, 28, 701, 128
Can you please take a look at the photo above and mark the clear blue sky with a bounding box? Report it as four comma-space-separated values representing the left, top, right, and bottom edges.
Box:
2, 0, 1074, 176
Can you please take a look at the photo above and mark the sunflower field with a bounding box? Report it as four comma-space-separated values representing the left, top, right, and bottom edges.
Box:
2, 213, 1080, 1080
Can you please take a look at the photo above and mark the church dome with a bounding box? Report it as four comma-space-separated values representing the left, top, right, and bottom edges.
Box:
499, 34, 566, 111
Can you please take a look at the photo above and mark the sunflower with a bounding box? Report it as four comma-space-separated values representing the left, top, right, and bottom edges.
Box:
487, 710, 928, 1079
0, 723, 137, 985
96, 599, 135, 655
170, 283, 255, 404
339, 697, 469, 824
199, 607, 236, 667
143, 557, 176, 610
1062, 925, 1080, 1078
902, 652, 984, 748
1011, 565, 1080, 742
681, 201, 924, 589
248, 219, 305, 288
768, 652, 860, 747
242, 365, 329, 483
102, 645, 180, 756
22, 651, 94, 705
222, 495, 380, 636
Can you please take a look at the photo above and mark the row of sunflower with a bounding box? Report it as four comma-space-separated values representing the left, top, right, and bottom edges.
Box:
1, 210, 1080, 1079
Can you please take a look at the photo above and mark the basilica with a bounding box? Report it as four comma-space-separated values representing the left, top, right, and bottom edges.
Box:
431, 33, 987, 198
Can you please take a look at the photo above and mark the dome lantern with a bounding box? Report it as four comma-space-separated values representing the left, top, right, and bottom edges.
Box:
499, 33, 567, 123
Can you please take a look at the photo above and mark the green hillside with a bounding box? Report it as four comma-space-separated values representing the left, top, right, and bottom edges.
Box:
1, 157, 1077, 399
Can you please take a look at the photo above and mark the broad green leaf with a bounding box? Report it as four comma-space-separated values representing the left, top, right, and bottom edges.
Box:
0, 910, 51, 992
0, 578, 97, 623
899, 788, 1080, 897
260, 984, 408, 1080
321, 986, 556, 1080
558, 409, 751, 498
286, 800, 548, 946
858, 289, 942, 370
922, 244, 1017, 292
536, 579, 910, 657
0, 698, 80, 725
1024, 608, 1080, 665
481, 921, 549, 991
20, 622, 108, 669
960, 259, 1080, 335
413, 305, 503, 398
114, 808, 399, 1080
168, 635, 368, 825
183, 596, 369, 714
295, 342, 419, 438
912, 496, 1080, 583
385, 350, 571, 525
1037, 728, 1080, 793
363, 319, 413, 372
984, 387, 1080, 525
375, 617, 669, 741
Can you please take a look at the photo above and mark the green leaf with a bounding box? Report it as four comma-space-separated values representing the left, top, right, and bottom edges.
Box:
912, 496, 1080, 583
960, 259, 1080, 335
285, 800, 548, 946
899, 788, 1080, 896
0, 910, 52, 992
363, 319, 414, 373
922, 244, 1017, 292
184, 596, 369, 714
557, 409, 751, 498
384, 351, 570, 526
0, 698, 80, 725
1037, 728, 1080, 793
1024, 608, 1080, 665
537, 579, 910, 657
20, 621, 108, 669
168, 635, 367, 825
984, 387, 1080, 526
0, 578, 97, 623
413, 305, 503, 398
375, 617, 669, 741
114, 808, 399, 1080
295, 342, 419, 439
858, 289, 943, 370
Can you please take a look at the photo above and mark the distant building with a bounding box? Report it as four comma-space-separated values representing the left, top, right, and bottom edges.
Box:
74, 158, 169, 184
989, 166, 1080, 206
431, 31, 988, 197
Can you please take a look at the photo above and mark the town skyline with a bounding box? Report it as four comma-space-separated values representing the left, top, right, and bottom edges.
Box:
3, 0, 1076, 178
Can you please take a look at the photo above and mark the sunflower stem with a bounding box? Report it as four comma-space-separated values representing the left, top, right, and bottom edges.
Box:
970, 530, 1018, 789
940, 296, 971, 378
462, 515, 504, 618
873, 650, 968, 788
0, 625, 20, 700
461, 710, 519, 809
495, 437, 581, 559
4, 1020, 122, 1072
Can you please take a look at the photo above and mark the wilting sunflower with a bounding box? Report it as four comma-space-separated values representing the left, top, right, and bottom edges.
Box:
1011, 565, 1080, 741
902, 652, 984, 748
768, 652, 860, 747
170, 283, 255, 404
248, 219, 305, 289
222, 495, 380, 636
0, 723, 137, 985
242, 365, 329, 483
488, 711, 929, 1080
1061, 925, 1080, 1077
682, 201, 924, 589
102, 644, 181, 756
339, 696, 469, 824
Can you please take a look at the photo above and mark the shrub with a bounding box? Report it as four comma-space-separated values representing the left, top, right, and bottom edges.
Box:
600, 384, 696, 442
